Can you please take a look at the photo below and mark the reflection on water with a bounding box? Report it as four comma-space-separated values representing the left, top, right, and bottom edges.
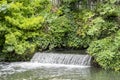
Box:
0, 62, 120, 80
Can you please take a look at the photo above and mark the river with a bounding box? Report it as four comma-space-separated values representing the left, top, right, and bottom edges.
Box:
0, 62, 120, 80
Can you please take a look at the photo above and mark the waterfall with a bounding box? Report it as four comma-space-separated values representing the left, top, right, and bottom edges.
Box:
31, 51, 91, 66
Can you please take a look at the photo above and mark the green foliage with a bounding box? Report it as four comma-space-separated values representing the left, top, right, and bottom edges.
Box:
0, 0, 120, 71
88, 32, 120, 71
87, 0, 120, 71
0, 0, 51, 57
0, 0, 73, 57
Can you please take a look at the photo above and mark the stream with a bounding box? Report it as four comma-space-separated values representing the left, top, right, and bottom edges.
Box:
0, 62, 120, 80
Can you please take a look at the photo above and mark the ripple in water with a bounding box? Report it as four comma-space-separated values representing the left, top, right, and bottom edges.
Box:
0, 62, 120, 80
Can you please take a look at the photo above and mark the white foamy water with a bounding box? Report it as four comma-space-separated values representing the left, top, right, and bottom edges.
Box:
31, 52, 92, 66
0, 63, 120, 80
0, 62, 91, 77
0, 51, 92, 77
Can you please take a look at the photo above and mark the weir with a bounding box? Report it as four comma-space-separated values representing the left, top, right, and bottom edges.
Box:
31, 51, 91, 66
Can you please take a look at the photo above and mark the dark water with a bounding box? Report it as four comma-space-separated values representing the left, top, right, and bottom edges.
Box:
0, 62, 120, 80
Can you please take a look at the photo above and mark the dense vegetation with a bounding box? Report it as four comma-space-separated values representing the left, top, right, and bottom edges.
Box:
0, 0, 120, 71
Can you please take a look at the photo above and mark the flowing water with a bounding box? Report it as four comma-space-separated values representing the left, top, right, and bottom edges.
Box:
0, 51, 120, 80
0, 62, 120, 80
31, 52, 91, 66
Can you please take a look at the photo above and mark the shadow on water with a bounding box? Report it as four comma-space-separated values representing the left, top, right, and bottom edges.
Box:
0, 63, 120, 80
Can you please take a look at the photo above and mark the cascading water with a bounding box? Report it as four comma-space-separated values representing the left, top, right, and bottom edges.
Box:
1, 51, 120, 80
0, 51, 92, 77
31, 51, 92, 66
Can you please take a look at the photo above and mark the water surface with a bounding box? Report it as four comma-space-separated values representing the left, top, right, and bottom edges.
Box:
0, 62, 120, 80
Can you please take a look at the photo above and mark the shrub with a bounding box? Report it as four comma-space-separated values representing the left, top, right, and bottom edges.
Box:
87, 0, 120, 71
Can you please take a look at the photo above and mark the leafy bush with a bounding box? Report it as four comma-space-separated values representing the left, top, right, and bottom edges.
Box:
87, 0, 120, 71
88, 31, 120, 71
0, 0, 120, 71
0, 0, 73, 60
0, 0, 52, 60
